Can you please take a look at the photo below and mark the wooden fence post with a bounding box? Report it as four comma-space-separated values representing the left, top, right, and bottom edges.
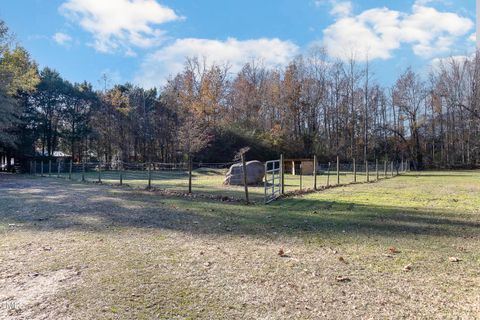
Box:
271, 161, 275, 197
376, 159, 379, 181
98, 161, 102, 183
82, 160, 85, 182
48, 160, 52, 176
326, 162, 331, 187
241, 154, 249, 204
299, 163, 303, 191
353, 158, 356, 183
280, 154, 285, 195
336, 156, 340, 185
69, 159, 72, 180
148, 162, 152, 189
41, 160, 44, 177
366, 160, 369, 182
391, 161, 394, 177
119, 162, 123, 186
57, 160, 60, 178
30, 160, 33, 175
384, 160, 387, 177
264, 162, 268, 204
188, 155, 193, 194
34, 160, 37, 175
313, 155, 317, 190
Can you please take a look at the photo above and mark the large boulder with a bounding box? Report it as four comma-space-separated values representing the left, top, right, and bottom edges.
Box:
224, 160, 265, 186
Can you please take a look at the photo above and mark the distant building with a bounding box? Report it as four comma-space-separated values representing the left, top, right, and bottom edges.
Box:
283, 159, 315, 175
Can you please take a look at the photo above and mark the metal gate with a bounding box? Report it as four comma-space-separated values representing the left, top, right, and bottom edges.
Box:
264, 159, 282, 204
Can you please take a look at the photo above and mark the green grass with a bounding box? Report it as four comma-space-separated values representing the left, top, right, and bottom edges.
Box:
45, 167, 387, 202
0, 171, 479, 319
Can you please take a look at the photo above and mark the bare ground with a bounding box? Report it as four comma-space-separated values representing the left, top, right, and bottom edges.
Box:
0, 173, 479, 319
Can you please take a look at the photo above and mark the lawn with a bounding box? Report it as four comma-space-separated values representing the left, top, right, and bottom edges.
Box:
0, 171, 479, 319
48, 167, 387, 203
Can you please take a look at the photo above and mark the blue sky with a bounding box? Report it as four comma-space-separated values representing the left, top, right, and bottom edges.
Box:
0, 0, 476, 89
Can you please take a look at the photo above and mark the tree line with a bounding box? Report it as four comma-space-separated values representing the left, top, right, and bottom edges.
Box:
1, 19, 479, 171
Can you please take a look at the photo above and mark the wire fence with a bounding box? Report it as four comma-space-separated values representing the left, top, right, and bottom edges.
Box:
28, 157, 407, 204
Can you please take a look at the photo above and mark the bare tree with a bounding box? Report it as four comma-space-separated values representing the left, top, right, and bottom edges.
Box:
177, 114, 212, 193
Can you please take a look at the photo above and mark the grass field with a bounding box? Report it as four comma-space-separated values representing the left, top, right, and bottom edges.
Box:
1, 171, 479, 319
47, 168, 386, 202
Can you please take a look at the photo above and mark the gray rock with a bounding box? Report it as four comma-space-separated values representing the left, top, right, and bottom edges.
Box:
224, 161, 265, 186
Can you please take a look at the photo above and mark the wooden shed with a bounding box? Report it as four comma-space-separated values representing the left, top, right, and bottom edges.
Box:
284, 159, 315, 175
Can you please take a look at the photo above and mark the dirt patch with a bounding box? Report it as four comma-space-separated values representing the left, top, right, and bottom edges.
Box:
0, 268, 81, 320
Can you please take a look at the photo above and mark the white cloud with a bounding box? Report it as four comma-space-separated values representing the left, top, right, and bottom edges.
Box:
134, 38, 299, 88
324, 8, 402, 60
59, 0, 181, 54
329, 1, 352, 17
323, 3, 473, 61
52, 32, 73, 46
314, 0, 352, 17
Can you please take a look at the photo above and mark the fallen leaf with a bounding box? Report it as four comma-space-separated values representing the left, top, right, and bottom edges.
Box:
403, 264, 412, 272
389, 247, 400, 254
278, 248, 287, 257
338, 257, 348, 264
449, 257, 461, 262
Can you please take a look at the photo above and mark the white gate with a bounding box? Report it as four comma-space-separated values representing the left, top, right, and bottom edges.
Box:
264, 159, 282, 204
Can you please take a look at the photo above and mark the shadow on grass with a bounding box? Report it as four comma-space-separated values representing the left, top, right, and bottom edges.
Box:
1, 174, 479, 240
399, 174, 474, 178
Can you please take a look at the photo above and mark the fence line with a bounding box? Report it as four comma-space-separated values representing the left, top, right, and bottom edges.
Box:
263, 156, 408, 204
29, 157, 408, 204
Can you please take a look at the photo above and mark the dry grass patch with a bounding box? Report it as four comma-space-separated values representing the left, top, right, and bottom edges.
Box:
0, 172, 479, 319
